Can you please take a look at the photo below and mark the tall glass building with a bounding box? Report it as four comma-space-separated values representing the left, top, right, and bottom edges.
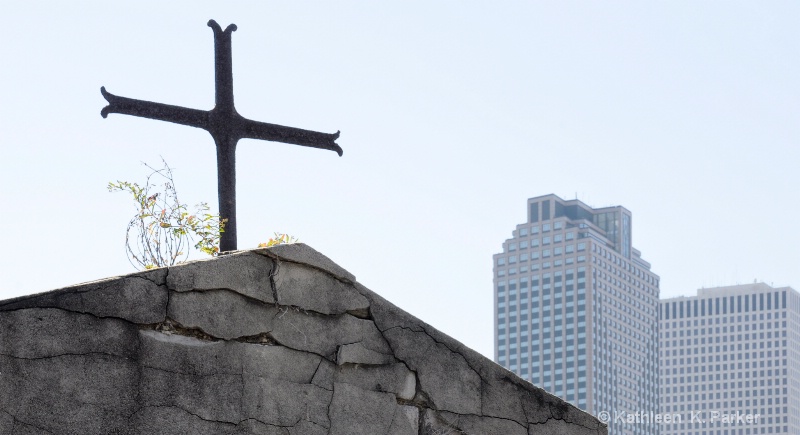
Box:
493, 194, 660, 435
659, 283, 800, 434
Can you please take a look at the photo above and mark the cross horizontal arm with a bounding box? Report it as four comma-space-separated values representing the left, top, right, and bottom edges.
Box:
240, 118, 343, 156
100, 87, 208, 130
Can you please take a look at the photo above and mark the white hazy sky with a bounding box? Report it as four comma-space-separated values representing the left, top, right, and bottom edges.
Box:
1, 2, 798, 358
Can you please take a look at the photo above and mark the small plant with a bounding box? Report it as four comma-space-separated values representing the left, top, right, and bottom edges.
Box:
108, 159, 226, 270
258, 233, 299, 248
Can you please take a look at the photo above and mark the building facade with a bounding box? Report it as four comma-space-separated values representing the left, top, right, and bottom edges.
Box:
493, 194, 660, 435
659, 283, 800, 434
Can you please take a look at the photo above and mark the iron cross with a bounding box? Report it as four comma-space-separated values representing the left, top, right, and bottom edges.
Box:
101, 20, 342, 252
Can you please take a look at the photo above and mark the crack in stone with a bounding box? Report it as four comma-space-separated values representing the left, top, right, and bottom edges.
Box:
255, 249, 355, 285
128, 404, 239, 428
161, 267, 171, 319
0, 408, 56, 434
525, 409, 605, 432
326, 382, 335, 431
0, 303, 166, 327
296, 418, 329, 432
129, 272, 166, 287
172, 286, 360, 321
345, 306, 372, 320
267, 256, 281, 304
381, 324, 486, 403
440, 410, 528, 432
142, 317, 221, 341
236, 416, 294, 430
234, 332, 278, 345
309, 358, 332, 391
239, 363, 246, 426
371, 322, 435, 412
142, 317, 335, 363
0, 350, 135, 362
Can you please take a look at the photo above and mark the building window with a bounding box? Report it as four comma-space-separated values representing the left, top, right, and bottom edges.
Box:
530, 203, 539, 223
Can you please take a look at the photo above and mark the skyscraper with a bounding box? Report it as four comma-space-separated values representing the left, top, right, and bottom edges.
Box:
659, 283, 800, 434
493, 194, 660, 435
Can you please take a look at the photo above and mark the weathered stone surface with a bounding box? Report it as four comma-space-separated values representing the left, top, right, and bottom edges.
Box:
235, 419, 290, 435
128, 406, 241, 435
0, 307, 139, 359
0, 353, 139, 435
168, 289, 390, 358
0, 276, 167, 324
258, 243, 355, 282
335, 363, 416, 400
311, 358, 336, 390
336, 341, 396, 365
516, 381, 604, 432
383, 325, 481, 415
329, 383, 398, 435
270, 307, 391, 358
480, 372, 528, 423
241, 343, 322, 383
388, 405, 419, 435
439, 411, 528, 435
273, 261, 368, 314
139, 367, 243, 423
287, 420, 328, 435
129, 407, 293, 435
0, 411, 12, 434
0, 244, 603, 435
420, 408, 458, 435
355, 279, 606, 434
528, 418, 604, 435
139, 330, 321, 383
139, 330, 238, 375
168, 289, 275, 340
242, 377, 332, 428
167, 252, 274, 303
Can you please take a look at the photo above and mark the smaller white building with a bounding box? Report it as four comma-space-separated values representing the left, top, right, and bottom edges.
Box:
659, 283, 800, 434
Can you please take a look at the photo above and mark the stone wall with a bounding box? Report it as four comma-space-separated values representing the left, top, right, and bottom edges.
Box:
0, 244, 605, 435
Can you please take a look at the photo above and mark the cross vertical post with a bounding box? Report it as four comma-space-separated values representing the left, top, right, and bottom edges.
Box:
101, 20, 342, 253
209, 22, 238, 253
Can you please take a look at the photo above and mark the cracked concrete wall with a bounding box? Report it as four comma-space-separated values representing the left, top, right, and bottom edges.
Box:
0, 244, 606, 435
